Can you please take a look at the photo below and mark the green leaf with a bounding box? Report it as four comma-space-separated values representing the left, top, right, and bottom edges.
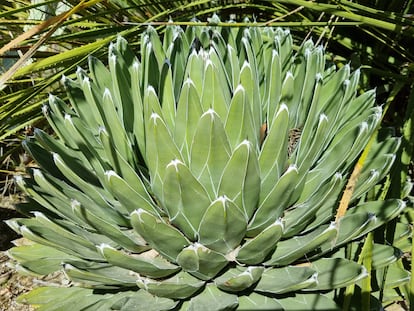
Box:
215, 266, 264, 292
224, 85, 255, 150
137, 271, 204, 299
131, 209, 189, 263
8, 243, 84, 275
162, 159, 211, 240
239, 61, 261, 138
255, 266, 317, 294
259, 104, 289, 192
71, 200, 143, 253
174, 78, 203, 162
264, 50, 282, 126
64, 73, 104, 131
325, 200, 406, 252
297, 113, 329, 172
371, 244, 402, 269
198, 196, 247, 254
105, 170, 159, 215
9, 216, 101, 261
283, 173, 343, 237
116, 290, 177, 311
100, 87, 134, 164
176, 243, 228, 281
201, 58, 229, 121
238, 293, 283, 310
236, 220, 283, 265
108, 38, 136, 133
98, 244, 179, 279
304, 258, 367, 291
17, 287, 100, 311
63, 263, 137, 288
266, 223, 338, 266
131, 60, 146, 156
190, 109, 231, 197
218, 140, 260, 220
184, 49, 205, 98
224, 44, 240, 92
188, 284, 238, 311
248, 165, 299, 236
169, 31, 188, 101
277, 293, 340, 310
145, 111, 183, 198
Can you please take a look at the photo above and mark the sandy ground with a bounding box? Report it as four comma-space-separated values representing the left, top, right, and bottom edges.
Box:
0, 196, 34, 311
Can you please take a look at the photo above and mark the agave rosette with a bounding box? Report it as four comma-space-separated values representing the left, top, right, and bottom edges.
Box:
7, 22, 404, 310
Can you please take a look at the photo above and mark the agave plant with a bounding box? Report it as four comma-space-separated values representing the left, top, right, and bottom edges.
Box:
7, 21, 405, 310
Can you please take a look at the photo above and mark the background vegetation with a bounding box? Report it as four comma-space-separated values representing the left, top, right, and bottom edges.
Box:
1, 0, 413, 310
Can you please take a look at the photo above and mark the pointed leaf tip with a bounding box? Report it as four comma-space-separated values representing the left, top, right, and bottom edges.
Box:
286, 164, 298, 173
150, 112, 161, 122
234, 84, 245, 93
104, 170, 118, 180
103, 87, 111, 98
202, 109, 217, 118
320, 114, 328, 122
167, 159, 183, 170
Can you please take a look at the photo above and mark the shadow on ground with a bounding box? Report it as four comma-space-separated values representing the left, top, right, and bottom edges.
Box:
0, 207, 20, 251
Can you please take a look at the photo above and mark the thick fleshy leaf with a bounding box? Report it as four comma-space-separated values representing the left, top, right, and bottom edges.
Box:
239, 61, 261, 138
131, 209, 190, 263
98, 244, 180, 279
145, 111, 183, 197
8, 244, 85, 275
17, 287, 103, 311
215, 266, 264, 292
263, 50, 282, 126
105, 170, 158, 215
218, 140, 260, 220
283, 172, 343, 237
176, 243, 229, 281
159, 61, 176, 131
8, 217, 101, 261
238, 293, 283, 310
174, 78, 203, 161
201, 59, 229, 121
184, 49, 205, 96
162, 159, 211, 240
224, 85, 255, 149
18, 287, 177, 311
370, 244, 402, 269
198, 196, 247, 254
260, 106, 289, 184
236, 220, 283, 265
188, 284, 238, 311
190, 109, 231, 197
248, 165, 299, 236
255, 266, 317, 294
63, 263, 137, 288
71, 200, 143, 253
303, 258, 367, 291
137, 271, 204, 299
277, 293, 340, 310
321, 200, 406, 252
296, 113, 329, 172
266, 223, 338, 266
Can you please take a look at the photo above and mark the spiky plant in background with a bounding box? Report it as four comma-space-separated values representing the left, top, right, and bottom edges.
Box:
6, 21, 405, 310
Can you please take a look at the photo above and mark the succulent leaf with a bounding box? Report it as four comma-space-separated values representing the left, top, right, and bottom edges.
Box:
198, 196, 247, 253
